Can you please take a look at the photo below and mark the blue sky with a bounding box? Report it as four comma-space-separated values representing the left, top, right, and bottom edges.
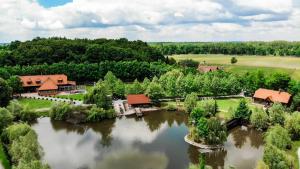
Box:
0, 0, 300, 42
38, 0, 72, 8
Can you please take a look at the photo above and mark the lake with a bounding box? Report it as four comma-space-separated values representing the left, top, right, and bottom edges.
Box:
31, 111, 264, 169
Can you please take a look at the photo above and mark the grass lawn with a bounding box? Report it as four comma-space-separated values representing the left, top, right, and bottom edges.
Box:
18, 98, 53, 111
172, 54, 300, 80
0, 142, 10, 169
55, 94, 85, 101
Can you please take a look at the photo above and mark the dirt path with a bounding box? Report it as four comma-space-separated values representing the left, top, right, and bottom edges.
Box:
0, 163, 3, 169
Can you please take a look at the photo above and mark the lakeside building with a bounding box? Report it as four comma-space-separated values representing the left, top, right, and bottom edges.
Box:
127, 94, 151, 108
20, 74, 76, 96
253, 88, 291, 106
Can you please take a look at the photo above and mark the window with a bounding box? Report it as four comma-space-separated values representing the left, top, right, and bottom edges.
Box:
58, 80, 63, 83
36, 80, 41, 84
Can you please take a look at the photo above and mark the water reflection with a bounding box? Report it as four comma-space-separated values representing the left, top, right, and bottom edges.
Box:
31, 111, 263, 169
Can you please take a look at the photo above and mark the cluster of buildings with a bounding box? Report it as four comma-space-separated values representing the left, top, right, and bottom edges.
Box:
18, 70, 293, 107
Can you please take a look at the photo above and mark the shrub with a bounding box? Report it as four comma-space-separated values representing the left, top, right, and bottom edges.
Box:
7, 100, 37, 122
255, 160, 269, 169
1, 123, 32, 144
234, 99, 251, 120
263, 144, 294, 169
184, 92, 198, 113
250, 108, 269, 130
268, 103, 286, 126
165, 103, 177, 111
0, 108, 13, 131
205, 117, 227, 145
231, 57, 237, 64
264, 125, 291, 150
190, 106, 207, 124
14, 160, 50, 169
49, 102, 72, 121
9, 130, 41, 163
199, 99, 218, 117
86, 106, 116, 122
196, 117, 208, 140
285, 112, 300, 140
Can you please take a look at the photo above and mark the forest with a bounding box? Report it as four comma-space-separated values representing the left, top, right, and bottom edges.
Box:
0, 37, 165, 66
151, 41, 300, 56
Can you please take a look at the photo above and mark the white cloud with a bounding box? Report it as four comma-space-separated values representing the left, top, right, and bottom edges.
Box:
0, 0, 299, 42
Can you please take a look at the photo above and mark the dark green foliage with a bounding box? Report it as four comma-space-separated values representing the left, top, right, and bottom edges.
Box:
84, 82, 112, 109
190, 107, 206, 124
291, 93, 300, 111
264, 125, 291, 150
152, 41, 300, 56
86, 106, 116, 122
200, 99, 218, 117
263, 144, 294, 169
196, 117, 208, 140
7, 100, 37, 122
1, 37, 164, 66
178, 59, 199, 68
145, 80, 164, 102
49, 102, 73, 121
0, 61, 173, 82
0, 108, 13, 131
234, 99, 251, 120
125, 79, 144, 95
265, 73, 291, 91
231, 57, 237, 64
0, 78, 12, 107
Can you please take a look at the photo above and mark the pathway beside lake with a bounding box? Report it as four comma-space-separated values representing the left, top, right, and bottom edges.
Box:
0, 163, 3, 169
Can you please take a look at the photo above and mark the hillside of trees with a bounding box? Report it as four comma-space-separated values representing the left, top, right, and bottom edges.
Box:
151, 41, 300, 56
0, 37, 165, 66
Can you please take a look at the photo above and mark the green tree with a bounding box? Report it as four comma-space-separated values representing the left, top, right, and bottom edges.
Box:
291, 93, 300, 111
285, 112, 300, 140
264, 125, 291, 150
250, 108, 269, 130
263, 144, 294, 169
145, 81, 164, 102
49, 102, 73, 121
0, 108, 13, 131
0, 78, 12, 107
234, 99, 251, 120
184, 92, 198, 113
84, 82, 112, 109
231, 57, 237, 64
196, 117, 209, 140
190, 106, 206, 124
200, 99, 218, 117
7, 75, 23, 95
126, 79, 144, 94
1, 123, 32, 144
255, 160, 269, 169
268, 103, 286, 126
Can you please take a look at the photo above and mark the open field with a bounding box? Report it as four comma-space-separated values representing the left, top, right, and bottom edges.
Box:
172, 54, 300, 80
18, 98, 53, 111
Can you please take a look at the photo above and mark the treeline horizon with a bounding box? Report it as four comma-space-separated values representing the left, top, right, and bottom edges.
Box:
0, 37, 165, 66
150, 41, 300, 56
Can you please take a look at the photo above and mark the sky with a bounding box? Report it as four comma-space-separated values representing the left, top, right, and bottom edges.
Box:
1, 0, 300, 42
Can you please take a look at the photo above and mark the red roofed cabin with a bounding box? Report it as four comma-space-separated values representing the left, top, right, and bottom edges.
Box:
20, 74, 76, 96
127, 94, 151, 108
198, 65, 221, 73
253, 88, 292, 106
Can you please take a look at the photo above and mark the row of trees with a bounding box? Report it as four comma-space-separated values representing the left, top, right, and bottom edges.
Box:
0, 61, 174, 82
0, 37, 165, 66
152, 41, 300, 56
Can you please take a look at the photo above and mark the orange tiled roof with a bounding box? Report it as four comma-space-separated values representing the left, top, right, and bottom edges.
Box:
198, 65, 220, 73
38, 78, 58, 91
20, 74, 68, 87
127, 94, 150, 105
253, 88, 291, 104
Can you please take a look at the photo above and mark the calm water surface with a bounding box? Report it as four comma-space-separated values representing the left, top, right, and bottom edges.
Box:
31, 111, 264, 169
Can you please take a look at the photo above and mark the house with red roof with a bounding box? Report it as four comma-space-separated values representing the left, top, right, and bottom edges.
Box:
253, 88, 292, 106
198, 65, 221, 73
20, 74, 76, 96
127, 94, 151, 107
